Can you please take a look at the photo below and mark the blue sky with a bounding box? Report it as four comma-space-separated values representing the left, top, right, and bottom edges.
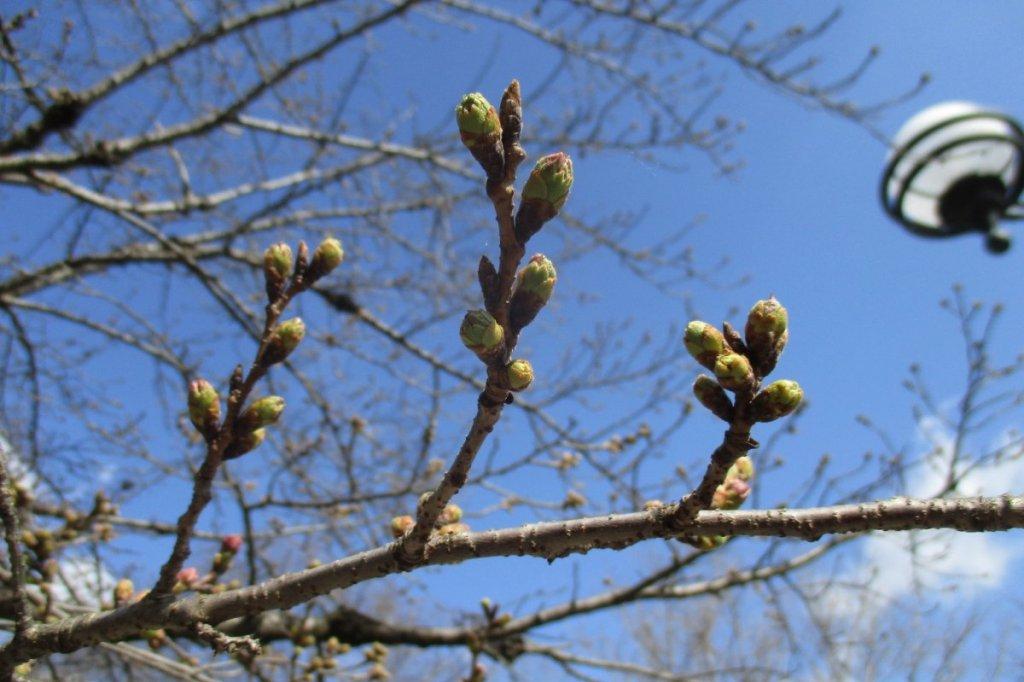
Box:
3, 1, 1024, 678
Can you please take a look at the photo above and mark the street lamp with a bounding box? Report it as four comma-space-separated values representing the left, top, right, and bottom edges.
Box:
881, 101, 1024, 253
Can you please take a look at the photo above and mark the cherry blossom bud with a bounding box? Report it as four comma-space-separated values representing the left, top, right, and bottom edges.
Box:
237, 396, 285, 432
456, 92, 504, 181
713, 352, 755, 393
221, 534, 243, 554
515, 152, 573, 243
506, 359, 533, 391
684, 321, 727, 371
692, 374, 734, 422
390, 515, 414, 538
745, 297, 789, 376
438, 503, 463, 526
263, 242, 293, 299
728, 455, 754, 482
224, 427, 266, 461
187, 379, 221, 440
750, 380, 804, 422
263, 318, 305, 365
510, 254, 556, 331
113, 578, 134, 606
306, 237, 344, 283
460, 310, 504, 358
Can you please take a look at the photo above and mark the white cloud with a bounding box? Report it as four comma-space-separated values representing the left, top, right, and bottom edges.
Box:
47, 555, 117, 609
837, 417, 1024, 613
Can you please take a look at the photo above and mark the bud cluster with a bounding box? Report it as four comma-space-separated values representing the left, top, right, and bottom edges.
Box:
262, 237, 343, 301
686, 455, 755, 550
225, 395, 285, 461
684, 298, 802, 423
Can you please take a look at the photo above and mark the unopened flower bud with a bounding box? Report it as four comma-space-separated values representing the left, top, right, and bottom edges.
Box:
750, 380, 803, 422
460, 310, 504, 358
113, 578, 134, 606
712, 477, 751, 510
187, 379, 221, 440
456, 93, 504, 181
562, 490, 586, 509
144, 628, 167, 650
438, 503, 463, 526
506, 359, 533, 391
174, 567, 199, 592
684, 321, 727, 371
728, 455, 754, 482
390, 515, 414, 538
692, 374, 734, 422
515, 152, 573, 243
306, 237, 344, 283
509, 254, 556, 331
224, 427, 266, 461
643, 499, 664, 511
212, 551, 233, 574
237, 396, 285, 432
690, 535, 727, 551
263, 318, 305, 365
745, 297, 789, 376
713, 352, 755, 393
221, 534, 243, 554
436, 522, 470, 537
263, 242, 293, 299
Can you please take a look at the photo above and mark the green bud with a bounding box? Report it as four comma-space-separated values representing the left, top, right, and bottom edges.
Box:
688, 535, 727, 551
390, 515, 414, 538
113, 578, 134, 606
187, 379, 221, 440
515, 152, 573, 243
750, 379, 803, 422
456, 93, 502, 139
506, 358, 534, 391
745, 297, 789, 376
684, 321, 727, 371
509, 254, 557, 331
224, 427, 266, 461
262, 318, 305, 365
692, 374, 734, 422
713, 352, 755, 393
237, 396, 285, 432
728, 455, 754, 482
522, 152, 573, 209
306, 237, 344, 283
460, 310, 504, 356
264, 242, 293, 280
438, 503, 463, 525
517, 254, 556, 301
456, 93, 504, 181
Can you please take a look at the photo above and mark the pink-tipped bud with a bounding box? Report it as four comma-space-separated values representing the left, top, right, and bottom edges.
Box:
221, 534, 243, 554
176, 567, 198, 585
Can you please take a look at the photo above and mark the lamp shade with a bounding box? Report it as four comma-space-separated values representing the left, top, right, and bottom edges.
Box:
881, 101, 1024, 239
